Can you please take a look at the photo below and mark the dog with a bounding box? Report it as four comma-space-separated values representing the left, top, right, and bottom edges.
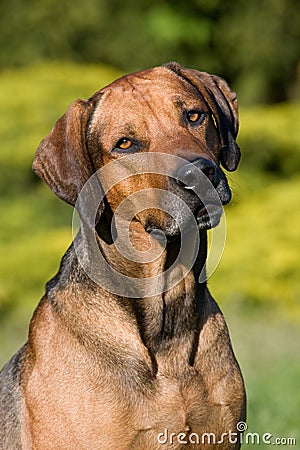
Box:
0, 62, 246, 449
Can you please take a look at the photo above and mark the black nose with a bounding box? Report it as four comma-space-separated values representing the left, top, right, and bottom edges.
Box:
175, 157, 218, 190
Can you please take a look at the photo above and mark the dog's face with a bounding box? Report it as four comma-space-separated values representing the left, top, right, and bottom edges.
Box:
33, 63, 240, 239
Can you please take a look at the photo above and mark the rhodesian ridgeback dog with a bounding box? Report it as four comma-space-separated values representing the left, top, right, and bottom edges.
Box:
0, 62, 246, 449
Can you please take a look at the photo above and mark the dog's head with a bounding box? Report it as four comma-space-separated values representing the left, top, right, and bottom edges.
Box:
33, 63, 240, 239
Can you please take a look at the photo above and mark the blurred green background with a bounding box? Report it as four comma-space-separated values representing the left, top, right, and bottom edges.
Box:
0, 0, 299, 447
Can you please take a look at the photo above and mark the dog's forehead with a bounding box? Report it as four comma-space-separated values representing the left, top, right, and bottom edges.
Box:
97, 66, 202, 108
88, 67, 208, 140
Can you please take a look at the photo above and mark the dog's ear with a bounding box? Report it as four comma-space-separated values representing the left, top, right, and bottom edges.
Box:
33, 99, 98, 206
164, 62, 240, 171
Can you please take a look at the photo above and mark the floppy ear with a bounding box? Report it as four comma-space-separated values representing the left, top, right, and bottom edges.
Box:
164, 62, 241, 172
32, 99, 97, 206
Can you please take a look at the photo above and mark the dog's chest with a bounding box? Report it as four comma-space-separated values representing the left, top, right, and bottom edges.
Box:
23, 358, 240, 450
23, 298, 244, 449
124, 371, 240, 449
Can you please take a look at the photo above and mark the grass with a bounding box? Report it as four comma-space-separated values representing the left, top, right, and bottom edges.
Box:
224, 307, 300, 446
0, 62, 299, 448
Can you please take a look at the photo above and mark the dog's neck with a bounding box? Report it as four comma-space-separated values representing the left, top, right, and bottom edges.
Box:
92, 219, 208, 361
94, 217, 208, 294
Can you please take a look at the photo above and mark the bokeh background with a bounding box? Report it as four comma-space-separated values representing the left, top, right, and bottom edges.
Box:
0, 0, 299, 447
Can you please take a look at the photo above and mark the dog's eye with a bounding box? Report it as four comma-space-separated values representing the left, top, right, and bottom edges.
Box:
186, 110, 205, 126
112, 137, 140, 155
116, 138, 133, 150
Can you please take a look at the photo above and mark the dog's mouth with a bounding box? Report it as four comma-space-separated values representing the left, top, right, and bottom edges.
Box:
145, 202, 223, 241
195, 203, 223, 230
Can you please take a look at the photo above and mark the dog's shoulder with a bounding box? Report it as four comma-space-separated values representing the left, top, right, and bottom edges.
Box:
46, 237, 97, 298
0, 345, 26, 448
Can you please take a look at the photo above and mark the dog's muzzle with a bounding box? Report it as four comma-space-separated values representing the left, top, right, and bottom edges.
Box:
145, 156, 232, 237
172, 157, 231, 229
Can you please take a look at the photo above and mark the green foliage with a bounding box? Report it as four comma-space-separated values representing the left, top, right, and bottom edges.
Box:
0, 0, 299, 104
214, 0, 300, 104
211, 176, 300, 321
0, 62, 121, 195
208, 102, 300, 321
238, 104, 300, 176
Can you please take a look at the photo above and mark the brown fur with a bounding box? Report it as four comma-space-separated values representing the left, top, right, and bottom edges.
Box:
0, 63, 245, 449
